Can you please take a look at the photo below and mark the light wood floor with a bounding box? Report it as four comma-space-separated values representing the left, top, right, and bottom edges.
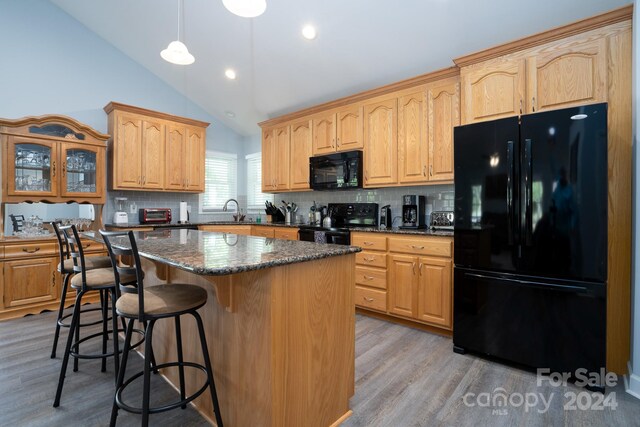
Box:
0, 308, 638, 426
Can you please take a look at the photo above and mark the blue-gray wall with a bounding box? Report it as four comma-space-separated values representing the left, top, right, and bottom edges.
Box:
0, 0, 248, 224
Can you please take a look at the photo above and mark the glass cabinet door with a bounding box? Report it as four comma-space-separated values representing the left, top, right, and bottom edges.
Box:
8, 137, 58, 197
60, 143, 104, 198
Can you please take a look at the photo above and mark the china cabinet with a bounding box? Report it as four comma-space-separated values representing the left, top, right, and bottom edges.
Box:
1, 115, 108, 203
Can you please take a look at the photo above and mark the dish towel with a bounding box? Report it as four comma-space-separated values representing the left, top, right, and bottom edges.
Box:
314, 231, 327, 244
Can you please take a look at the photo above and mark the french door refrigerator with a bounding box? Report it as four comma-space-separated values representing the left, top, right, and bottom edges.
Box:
453, 103, 607, 376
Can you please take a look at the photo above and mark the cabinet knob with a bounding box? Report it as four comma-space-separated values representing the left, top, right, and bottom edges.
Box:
532, 96, 536, 112
411, 245, 425, 250
423, 165, 426, 177
520, 99, 523, 114
62, 162, 66, 178
429, 165, 433, 176
363, 275, 374, 281
336, 138, 340, 147
52, 271, 56, 287
363, 296, 374, 302
412, 262, 416, 275
363, 256, 375, 262
52, 161, 56, 177
419, 263, 423, 275
22, 247, 40, 253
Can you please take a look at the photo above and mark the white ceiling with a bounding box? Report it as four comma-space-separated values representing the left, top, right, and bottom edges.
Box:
51, 0, 629, 136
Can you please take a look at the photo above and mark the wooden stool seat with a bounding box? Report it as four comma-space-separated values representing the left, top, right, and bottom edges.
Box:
59, 256, 112, 274
71, 268, 136, 290
116, 285, 207, 318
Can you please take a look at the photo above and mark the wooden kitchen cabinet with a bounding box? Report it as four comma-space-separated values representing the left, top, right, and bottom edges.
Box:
273, 227, 299, 240
364, 97, 398, 186
1, 115, 108, 204
273, 125, 290, 191
417, 257, 452, 327
460, 58, 526, 124
251, 226, 275, 238
388, 254, 417, 318
398, 88, 428, 184
352, 232, 388, 313
3, 257, 57, 309
427, 78, 459, 182
289, 119, 312, 190
105, 102, 209, 193
198, 225, 252, 235
312, 104, 363, 156
262, 127, 276, 192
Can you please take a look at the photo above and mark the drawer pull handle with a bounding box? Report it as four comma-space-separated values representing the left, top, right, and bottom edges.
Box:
364, 275, 374, 280
363, 296, 374, 302
22, 247, 41, 253
363, 257, 375, 262
411, 245, 425, 250
363, 241, 374, 246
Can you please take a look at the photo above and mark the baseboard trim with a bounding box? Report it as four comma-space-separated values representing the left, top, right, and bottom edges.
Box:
625, 361, 640, 400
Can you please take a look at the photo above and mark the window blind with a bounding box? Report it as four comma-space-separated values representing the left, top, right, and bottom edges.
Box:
246, 152, 272, 210
200, 151, 238, 212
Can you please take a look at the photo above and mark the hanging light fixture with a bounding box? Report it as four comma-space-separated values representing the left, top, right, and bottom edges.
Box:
222, 0, 267, 18
161, 0, 195, 65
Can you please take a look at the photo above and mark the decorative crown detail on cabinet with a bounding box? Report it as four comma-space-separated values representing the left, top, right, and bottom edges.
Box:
0, 115, 109, 204
104, 102, 209, 193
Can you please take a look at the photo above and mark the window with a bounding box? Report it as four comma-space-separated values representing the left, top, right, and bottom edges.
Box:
246, 152, 272, 211
200, 151, 237, 213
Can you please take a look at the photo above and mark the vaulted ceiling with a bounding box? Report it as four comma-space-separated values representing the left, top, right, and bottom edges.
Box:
51, 0, 628, 136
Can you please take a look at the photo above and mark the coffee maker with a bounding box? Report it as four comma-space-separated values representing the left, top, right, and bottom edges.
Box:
400, 195, 426, 229
380, 205, 392, 228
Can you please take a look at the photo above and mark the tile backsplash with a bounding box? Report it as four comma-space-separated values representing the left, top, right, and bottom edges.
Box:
276, 184, 454, 226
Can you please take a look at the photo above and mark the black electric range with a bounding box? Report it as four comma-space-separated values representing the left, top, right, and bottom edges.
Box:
298, 203, 378, 245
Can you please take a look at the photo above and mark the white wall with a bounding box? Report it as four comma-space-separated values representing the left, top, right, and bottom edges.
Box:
0, 0, 247, 224
628, 0, 640, 400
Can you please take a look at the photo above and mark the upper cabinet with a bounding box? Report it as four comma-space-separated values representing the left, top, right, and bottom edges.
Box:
262, 128, 276, 192
0, 115, 108, 203
289, 119, 312, 190
312, 104, 364, 156
427, 78, 459, 181
364, 97, 398, 187
397, 88, 428, 184
459, 36, 608, 124
261, 124, 290, 192
104, 102, 209, 193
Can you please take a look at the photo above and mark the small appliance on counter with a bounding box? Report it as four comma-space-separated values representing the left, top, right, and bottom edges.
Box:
139, 208, 172, 224
179, 201, 189, 223
430, 211, 454, 230
380, 205, 392, 228
113, 197, 128, 225
400, 195, 426, 229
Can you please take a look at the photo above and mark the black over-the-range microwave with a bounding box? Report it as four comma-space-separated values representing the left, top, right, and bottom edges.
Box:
309, 150, 363, 191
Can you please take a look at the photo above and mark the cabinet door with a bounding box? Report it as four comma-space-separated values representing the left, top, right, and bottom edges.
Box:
262, 128, 276, 192
141, 119, 165, 190
364, 98, 398, 186
7, 137, 59, 198
273, 125, 290, 191
3, 257, 57, 308
526, 38, 607, 113
273, 228, 299, 241
460, 59, 526, 124
417, 257, 452, 328
388, 254, 417, 318
427, 80, 459, 182
165, 124, 186, 190
289, 119, 312, 190
114, 113, 143, 188
312, 112, 336, 156
336, 105, 363, 151
60, 142, 105, 199
398, 89, 428, 184
184, 127, 205, 192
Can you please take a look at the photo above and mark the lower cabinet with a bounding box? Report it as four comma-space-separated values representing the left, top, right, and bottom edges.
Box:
352, 232, 453, 331
3, 257, 58, 308
251, 226, 299, 240
198, 225, 252, 235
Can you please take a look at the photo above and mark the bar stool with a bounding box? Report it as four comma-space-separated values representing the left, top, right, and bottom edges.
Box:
53, 225, 136, 408
50, 221, 113, 359
100, 230, 224, 427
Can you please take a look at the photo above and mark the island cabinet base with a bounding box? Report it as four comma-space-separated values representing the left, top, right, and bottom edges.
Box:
142, 254, 356, 427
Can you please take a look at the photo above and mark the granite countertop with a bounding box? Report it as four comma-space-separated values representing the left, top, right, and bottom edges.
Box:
105, 222, 454, 236
83, 229, 361, 276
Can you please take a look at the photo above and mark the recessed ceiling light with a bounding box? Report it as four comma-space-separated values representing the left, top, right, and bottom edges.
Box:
225, 69, 237, 80
225, 111, 236, 118
302, 25, 317, 40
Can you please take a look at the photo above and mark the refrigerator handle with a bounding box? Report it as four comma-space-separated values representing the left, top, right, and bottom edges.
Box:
524, 138, 533, 246
465, 272, 588, 293
506, 141, 514, 245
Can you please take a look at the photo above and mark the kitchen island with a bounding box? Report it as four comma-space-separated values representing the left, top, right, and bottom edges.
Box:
84, 229, 360, 427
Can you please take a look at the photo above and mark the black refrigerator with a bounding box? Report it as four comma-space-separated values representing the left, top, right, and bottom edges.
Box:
453, 103, 607, 376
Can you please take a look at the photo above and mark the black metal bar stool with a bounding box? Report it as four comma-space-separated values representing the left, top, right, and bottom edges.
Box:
50, 221, 113, 359
100, 230, 224, 427
53, 225, 137, 408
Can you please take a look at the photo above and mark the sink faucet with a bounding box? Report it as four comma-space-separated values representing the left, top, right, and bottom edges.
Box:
222, 199, 239, 212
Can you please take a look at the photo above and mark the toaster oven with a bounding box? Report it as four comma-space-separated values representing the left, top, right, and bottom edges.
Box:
139, 208, 172, 224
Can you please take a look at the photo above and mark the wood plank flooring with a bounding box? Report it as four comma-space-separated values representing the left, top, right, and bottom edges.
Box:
0, 308, 638, 426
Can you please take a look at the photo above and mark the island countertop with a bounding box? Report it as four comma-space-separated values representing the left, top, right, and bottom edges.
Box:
83, 229, 361, 276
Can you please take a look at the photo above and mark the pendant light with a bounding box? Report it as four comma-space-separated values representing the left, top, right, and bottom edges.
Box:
161, 0, 195, 65
222, 0, 267, 18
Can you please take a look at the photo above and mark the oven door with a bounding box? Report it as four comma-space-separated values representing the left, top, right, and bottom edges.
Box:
298, 229, 350, 245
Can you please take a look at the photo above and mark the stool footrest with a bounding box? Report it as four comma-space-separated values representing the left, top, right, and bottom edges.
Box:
69, 328, 145, 360
115, 361, 210, 415
57, 307, 113, 329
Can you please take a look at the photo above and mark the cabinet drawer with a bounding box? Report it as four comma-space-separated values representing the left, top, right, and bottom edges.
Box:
199, 225, 252, 235
273, 228, 299, 240
355, 286, 387, 312
4, 242, 57, 259
355, 266, 387, 290
252, 227, 275, 238
81, 239, 106, 253
351, 233, 387, 251
355, 251, 387, 268
388, 237, 452, 257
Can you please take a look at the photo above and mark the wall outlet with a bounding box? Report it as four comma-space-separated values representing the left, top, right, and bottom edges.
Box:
130, 202, 137, 214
